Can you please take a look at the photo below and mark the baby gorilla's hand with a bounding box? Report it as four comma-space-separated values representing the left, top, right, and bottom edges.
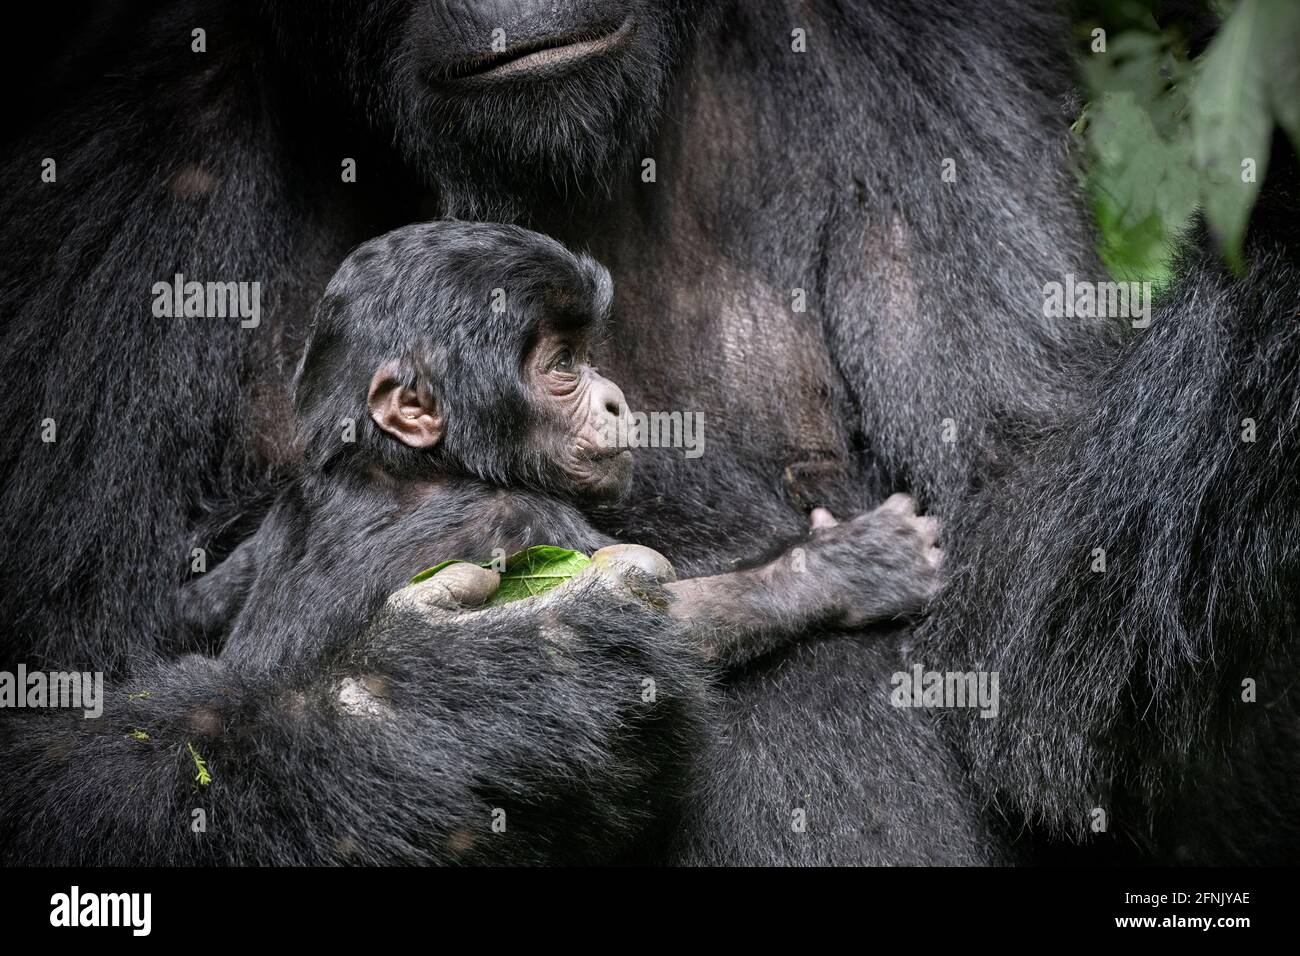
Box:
800, 493, 942, 628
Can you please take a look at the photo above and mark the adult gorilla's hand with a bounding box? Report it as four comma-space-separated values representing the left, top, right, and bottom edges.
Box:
0, 546, 711, 865
329, 543, 708, 863
385, 543, 678, 616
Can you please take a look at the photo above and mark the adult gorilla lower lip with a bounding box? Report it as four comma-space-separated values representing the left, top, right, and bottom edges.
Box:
441, 18, 636, 84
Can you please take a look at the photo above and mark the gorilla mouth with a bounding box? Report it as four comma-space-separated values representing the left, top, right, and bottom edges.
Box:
441, 18, 637, 84
584, 446, 632, 465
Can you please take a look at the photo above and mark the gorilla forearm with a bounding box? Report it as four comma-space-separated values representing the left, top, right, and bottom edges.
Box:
0, 576, 710, 865
669, 494, 940, 668
921, 246, 1300, 836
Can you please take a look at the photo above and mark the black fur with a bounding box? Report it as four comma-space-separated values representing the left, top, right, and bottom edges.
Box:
199, 220, 623, 671
921, 243, 1300, 857
203, 219, 939, 680
293, 220, 614, 486
555, 0, 1300, 863
0, 570, 710, 865
1, 0, 1298, 865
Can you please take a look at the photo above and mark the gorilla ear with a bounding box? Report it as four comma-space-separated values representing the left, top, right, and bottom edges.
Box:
367, 361, 444, 448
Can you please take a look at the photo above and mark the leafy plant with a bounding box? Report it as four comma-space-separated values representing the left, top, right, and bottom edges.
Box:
1076, 0, 1300, 280
187, 742, 212, 786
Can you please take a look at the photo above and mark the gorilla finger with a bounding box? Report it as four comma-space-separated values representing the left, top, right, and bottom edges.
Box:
878, 492, 916, 515
503, 545, 676, 614
810, 507, 839, 530
391, 562, 501, 615
915, 515, 940, 546
590, 544, 678, 586
452, 546, 678, 621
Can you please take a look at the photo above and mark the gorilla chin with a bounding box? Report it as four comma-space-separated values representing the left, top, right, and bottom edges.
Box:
389, 1, 698, 219
575, 448, 635, 503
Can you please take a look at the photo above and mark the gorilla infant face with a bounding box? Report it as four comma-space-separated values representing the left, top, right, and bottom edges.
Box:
525, 321, 634, 500
305, 222, 631, 500
378, 0, 703, 214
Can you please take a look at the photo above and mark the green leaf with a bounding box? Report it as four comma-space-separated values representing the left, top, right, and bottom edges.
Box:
1091, 195, 1178, 290
407, 546, 592, 604
1262, 2, 1300, 155
1090, 91, 1200, 231
1189, 0, 1281, 272
1080, 29, 1191, 138
489, 546, 592, 605
1086, 91, 1198, 284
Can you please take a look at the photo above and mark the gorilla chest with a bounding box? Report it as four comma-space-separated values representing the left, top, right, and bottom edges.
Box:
593, 258, 871, 570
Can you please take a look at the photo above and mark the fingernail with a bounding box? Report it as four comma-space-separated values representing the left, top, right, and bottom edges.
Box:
592, 544, 677, 584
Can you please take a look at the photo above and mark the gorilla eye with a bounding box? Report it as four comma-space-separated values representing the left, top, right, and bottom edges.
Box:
551, 347, 576, 372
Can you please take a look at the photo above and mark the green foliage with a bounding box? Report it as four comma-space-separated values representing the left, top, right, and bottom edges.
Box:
1076, 0, 1300, 280
187, 742, 212, 786
489, 547, 592, 604
409, 546, 592, 604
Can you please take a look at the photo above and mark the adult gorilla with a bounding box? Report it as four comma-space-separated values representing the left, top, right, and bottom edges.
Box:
1, 0, 1297, 864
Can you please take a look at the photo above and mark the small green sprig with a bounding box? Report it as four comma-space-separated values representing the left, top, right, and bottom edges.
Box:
187, 742, 212, 786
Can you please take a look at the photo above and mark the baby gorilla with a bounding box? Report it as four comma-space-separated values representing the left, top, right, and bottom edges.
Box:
185, 222, 942, 673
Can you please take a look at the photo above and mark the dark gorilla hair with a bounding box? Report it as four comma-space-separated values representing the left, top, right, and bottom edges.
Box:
923, 241, 1300, 833
265, 0, 704, 217
2, 0, 1299, 868
294, 221, 614, 485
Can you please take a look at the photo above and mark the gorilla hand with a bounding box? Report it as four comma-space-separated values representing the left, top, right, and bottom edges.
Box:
804, 492, 943, 628
338, 543, 709, 864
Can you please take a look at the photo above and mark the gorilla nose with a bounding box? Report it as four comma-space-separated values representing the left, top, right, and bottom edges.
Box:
596, 378, 627, 418
592, 378, 630, 448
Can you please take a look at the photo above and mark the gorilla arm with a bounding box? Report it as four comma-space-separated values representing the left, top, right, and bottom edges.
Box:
178, 533, 262, 645
665, 493, 942, 669
919, 247, 1300, 838
0, 551, 710, 865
